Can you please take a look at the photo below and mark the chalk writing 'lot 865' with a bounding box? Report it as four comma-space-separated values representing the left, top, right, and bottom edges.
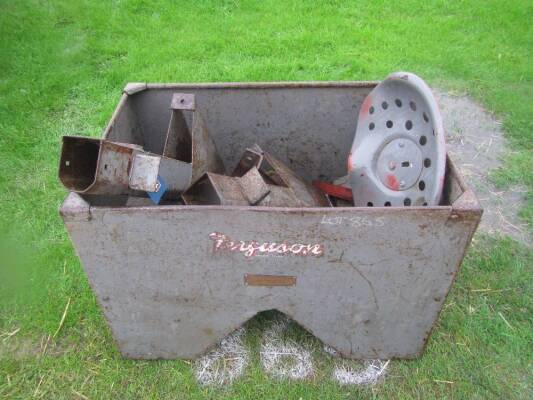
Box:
320, 215, 386, 228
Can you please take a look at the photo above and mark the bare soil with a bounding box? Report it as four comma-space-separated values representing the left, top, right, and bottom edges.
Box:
436, 90, 530, 246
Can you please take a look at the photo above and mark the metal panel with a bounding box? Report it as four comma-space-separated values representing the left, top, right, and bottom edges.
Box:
61, 167, 480, 359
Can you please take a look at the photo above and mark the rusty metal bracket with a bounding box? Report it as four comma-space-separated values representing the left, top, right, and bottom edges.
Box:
182, 167, 270, 206
59, 93, 225, 201
59, 136, 142, 196
233, 144, 331, 207
183, 145, 331, 207
165, 93, 225, 183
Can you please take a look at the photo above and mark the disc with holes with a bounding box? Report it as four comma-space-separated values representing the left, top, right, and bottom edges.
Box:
348, 72, 446, 207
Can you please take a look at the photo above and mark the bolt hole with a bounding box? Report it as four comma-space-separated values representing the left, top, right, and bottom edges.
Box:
367, 202, 373, 207
419, 180, 426, 190
369, 106, 374, 114
180, 98, 185, 103
423, 112, 429, 122
405, 120, 413, 130
424, 158, 431, 168
382, 101, 388, 110
419, 135, 427, 145
395, 98, 402, 107
401, 161, 411, 167
369, 122, 375, 130
423, 202, 428, 206
104, 164, 108, 170
404, 198, 411, 206
386, 120, 393, 128
409, 101, 417, 111
384, 201, 391, 207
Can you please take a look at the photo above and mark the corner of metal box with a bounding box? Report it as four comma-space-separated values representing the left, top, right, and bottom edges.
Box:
446, 154, 483, 218
59, 192, 91, 221
450, 189, 483, 222
123, 82, 148, 95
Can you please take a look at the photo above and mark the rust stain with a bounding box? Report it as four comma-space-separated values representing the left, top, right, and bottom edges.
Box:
386, 174, 400, 190
104, 142, 134, 155
347, 152, 354, 172
360, 94, 372, 117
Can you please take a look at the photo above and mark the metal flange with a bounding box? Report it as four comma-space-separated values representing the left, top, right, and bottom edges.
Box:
348, 72, 446, 207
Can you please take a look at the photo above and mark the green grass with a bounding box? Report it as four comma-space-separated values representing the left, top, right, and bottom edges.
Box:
0, 0, 531, 398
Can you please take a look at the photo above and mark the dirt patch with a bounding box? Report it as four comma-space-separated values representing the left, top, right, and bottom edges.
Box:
436, 90, 530, 246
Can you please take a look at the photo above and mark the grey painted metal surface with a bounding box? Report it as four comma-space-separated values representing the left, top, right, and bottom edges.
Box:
61, 82, 482, 360
349, 72, 446, 207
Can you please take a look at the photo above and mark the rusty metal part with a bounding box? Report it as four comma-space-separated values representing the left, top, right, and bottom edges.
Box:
183, 145, 331, 207
128, 152, 192, 198
165, 93, 225, 182
59, 93, 224, 199
61, 82, 482, 360
313, 180, 353, 202
59, 137, 142, 196
257, 185, 302, 207
348, 72, 446, 207
59, 136, 189, 200
233, 144, 331, 207
182, 168, 270, 206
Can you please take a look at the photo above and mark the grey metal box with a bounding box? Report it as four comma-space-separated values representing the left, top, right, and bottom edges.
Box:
60, 82, 482, 359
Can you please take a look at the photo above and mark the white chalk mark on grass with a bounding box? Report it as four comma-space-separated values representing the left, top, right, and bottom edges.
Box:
260, 317, 314, 380
193, 316, 390, 387
325, 343, 390, 386
333, 359, 390, 385
193, 327, 248, 386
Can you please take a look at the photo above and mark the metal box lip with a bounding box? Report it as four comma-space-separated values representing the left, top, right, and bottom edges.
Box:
139, 81, 381, 90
